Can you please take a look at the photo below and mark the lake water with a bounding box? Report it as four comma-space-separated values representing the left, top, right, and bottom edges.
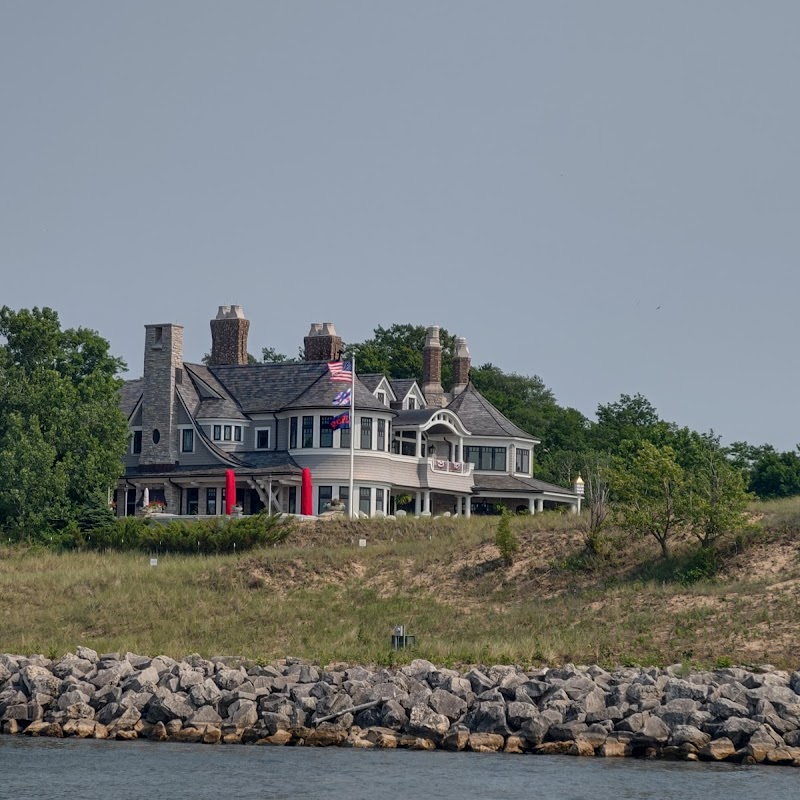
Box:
0, 737, 797, 800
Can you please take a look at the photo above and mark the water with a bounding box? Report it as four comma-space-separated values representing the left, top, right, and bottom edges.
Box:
0, 737, 797, 800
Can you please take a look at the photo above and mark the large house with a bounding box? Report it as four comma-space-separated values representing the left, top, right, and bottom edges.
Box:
117, 307, 581, 518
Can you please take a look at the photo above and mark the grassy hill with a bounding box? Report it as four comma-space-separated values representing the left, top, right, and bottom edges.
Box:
1, 499, 798, 669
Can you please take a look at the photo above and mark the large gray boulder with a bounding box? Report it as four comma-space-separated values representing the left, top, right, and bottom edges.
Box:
21, 666, 60, 697
146, 693, 194, 724
506, 701, 540, 730
226, 699, 259, 728
668, 725, 711, 748
408, 705, 450, 740
428, 689, 466, 722
463, 702, 510, 736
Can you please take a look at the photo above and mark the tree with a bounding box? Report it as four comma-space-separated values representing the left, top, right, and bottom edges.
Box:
592, 393, 663, 453
582, 453, 612, 553
747, 447, 800, 499
612, 441, 686, 559
495, 510, 519, 564
686, 443, 751, 548
0, 306, 128, 538
348, 324, 456, 387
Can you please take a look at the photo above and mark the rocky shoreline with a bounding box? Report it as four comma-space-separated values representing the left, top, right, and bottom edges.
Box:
1, 651, 799, 766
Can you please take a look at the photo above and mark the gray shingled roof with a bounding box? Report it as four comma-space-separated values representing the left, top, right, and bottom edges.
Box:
358, 373, 385, 393
392, 409, 438, 427
120, 379, 144, 419
472, 473, 576, 497
184, 364, 247, 420
389, 378, 419, 399
447, 383, 538, 441
208, 362, 389, 414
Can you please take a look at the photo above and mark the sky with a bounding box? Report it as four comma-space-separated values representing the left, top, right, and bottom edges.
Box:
2, 1, 799, 450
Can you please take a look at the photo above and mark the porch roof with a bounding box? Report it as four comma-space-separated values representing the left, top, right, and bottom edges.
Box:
472, 473, 576, 497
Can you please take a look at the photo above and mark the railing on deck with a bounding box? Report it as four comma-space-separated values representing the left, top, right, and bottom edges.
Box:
429, 459, 473, 475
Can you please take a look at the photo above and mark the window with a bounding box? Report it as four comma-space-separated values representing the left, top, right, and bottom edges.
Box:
464, 446, 507, 471
319, 416, 333, 448
152, 429, 161, 444
181, 428, 194, 453
132, 430, 142, 455
515, 448, 530, 474
408, 397, 416, 410
186, 488, 199, 515
360, 417, 372, 450
359, 487, 371, 516
289, 417, 298, 449
223, 425, 232, 441
376, 488, 384, 513
339, 486, 349, 514
234, 426, 242, 442
377, 419, 386, 452
213, 425, 222, 441
377, 392, 385, 405
206, 488, 217, 515
302, 416, 314, 448
288, 486, 297, 514
318, 485, 332, 515
339, 424, 351, 449
256, 429, 270, 449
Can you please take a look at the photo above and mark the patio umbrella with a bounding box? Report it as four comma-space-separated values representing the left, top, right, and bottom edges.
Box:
225, 470, 236, 515
301, 468, 313, 516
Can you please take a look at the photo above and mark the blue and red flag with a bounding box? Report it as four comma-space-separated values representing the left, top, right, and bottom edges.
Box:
328, 360, 353, 382
329, 411, 350, 430
332, 388, 351, 406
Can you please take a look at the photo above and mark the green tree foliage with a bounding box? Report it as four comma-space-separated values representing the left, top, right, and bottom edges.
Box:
612, 441, 686, 559
746, 447, 800, 499
0, 306, 128, 538
349, 324, 457, 387
686, 443, 751, 548
495, 510, 519, 564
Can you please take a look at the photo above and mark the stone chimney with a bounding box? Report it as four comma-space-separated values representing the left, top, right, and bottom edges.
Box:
304, 322, 343, 362
451, 336, 471, 396
209, 305, 250, 366
140, 323, 183, 466
422, 325, 445, 407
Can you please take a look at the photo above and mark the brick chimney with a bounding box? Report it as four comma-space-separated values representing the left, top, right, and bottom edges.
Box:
140, 322, 183, 466
452, 336, 471, 396
422, 325, 445, 407
304, 322, 343, 362
209, 305, 250, 366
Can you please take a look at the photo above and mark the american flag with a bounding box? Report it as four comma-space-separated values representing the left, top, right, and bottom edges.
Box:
333, 388, 351, 406
329, 411, 350, 430
328, 360, 353, 382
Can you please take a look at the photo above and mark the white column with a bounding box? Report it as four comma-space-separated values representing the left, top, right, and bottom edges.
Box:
571, 502, 579, 514
415, 491, 422, 517
423, 490, 431, 514
529, 497, 536, 514
415, 430, 422, 458
535, 498, 544, 513
454, 496, 461, 517
458, 437, 463, 462
465, 497, 471, 518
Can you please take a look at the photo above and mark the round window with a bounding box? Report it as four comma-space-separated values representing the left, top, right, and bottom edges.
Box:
152, 429, 161, 444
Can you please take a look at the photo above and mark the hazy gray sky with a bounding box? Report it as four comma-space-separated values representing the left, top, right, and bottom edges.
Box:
2, 1, 798, 449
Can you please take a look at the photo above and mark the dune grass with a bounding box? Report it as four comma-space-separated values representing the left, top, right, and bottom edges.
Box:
1, 507, 797, 669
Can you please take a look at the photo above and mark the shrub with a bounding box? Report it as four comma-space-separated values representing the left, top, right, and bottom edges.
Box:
495, 511, 519, 564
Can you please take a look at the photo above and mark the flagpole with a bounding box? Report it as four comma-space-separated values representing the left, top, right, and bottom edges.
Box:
349, 354, 355, 519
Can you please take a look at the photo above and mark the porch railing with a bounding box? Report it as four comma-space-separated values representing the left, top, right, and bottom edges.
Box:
429, 459, 473, 475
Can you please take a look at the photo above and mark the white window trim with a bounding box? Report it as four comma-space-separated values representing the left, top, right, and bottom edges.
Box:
178, 425, 195, 454
255, 427, 271, 450
129, 426, 142, 455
